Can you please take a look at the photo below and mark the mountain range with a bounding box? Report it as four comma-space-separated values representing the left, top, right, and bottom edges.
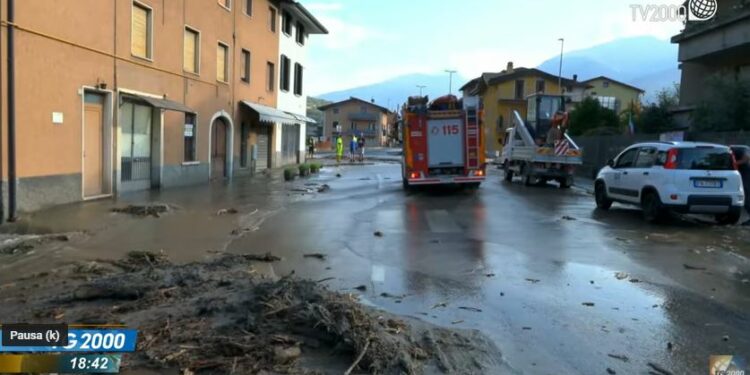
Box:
536, 36, 679, 101
314, 36, 679, 106
315, 73, 467, 111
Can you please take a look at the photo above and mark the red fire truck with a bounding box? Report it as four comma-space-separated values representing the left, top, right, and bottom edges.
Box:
401, 95, 486, 189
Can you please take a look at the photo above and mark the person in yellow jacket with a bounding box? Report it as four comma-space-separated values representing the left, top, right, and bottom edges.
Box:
335, 136, 344, 164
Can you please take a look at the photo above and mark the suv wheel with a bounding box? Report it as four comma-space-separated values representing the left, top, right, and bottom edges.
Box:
595, 182, 612, 210
642, 191, 667, 223
716, 210, 741, 225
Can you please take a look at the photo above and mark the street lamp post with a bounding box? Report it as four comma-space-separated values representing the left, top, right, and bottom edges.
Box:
416, 85, 426, 96
558, 38, 565, 95
444, 69, 457, 96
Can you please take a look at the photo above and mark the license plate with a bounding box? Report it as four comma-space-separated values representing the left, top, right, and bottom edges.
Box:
694, 179, 722, 188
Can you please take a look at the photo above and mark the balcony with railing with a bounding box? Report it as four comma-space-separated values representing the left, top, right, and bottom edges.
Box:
348, 112, 380, 122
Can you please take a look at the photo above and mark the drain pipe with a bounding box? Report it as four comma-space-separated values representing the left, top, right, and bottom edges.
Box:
6, 0, 16, 221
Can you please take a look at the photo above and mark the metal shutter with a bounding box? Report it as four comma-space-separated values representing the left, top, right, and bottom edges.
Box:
256, 127, 269, 170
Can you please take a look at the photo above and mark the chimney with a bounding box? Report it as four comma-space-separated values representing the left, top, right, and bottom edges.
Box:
573, 74, 578, 82
506, 61, 514, 72
371, 98, 375, 103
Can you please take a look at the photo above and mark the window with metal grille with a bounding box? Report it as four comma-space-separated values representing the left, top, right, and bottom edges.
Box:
184, 113, 197, 162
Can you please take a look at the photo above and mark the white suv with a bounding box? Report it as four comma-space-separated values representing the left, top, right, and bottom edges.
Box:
595, 142, 745, 224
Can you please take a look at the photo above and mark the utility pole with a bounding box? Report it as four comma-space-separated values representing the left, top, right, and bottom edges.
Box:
558, 38, 565, 95
444, 69, 457, 96
416, 85, 426, 96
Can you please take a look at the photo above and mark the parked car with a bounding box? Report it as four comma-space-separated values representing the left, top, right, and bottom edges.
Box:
594, 142, 744, 224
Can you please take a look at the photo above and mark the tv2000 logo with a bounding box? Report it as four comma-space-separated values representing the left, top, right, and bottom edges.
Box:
631, 0, 718, 22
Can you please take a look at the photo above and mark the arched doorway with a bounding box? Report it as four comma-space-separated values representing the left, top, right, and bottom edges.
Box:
211, 117, 229, 179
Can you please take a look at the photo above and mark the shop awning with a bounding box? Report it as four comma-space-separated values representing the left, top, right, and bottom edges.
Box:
241, 101, 297, 125
125, 94, 195, 113
285, 112, 317, 124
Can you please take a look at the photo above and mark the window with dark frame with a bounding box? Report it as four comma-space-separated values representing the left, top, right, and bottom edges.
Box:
295, 22, 305, 45
280, 55, 291, 92
241, 49, 251, 83
514, 80, 525, 100
269, 7, 277, 32
244, 0, 252, 16
535, 79, 545, 93
294, 63, 303, 96
184, 113, 197, 162
282, 10, 292, 35
267, 62, 275, 91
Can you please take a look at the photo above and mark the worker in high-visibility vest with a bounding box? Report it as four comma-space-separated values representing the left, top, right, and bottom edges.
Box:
335, 136, 344, 164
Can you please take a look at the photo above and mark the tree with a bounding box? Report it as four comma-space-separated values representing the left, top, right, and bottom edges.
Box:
567, 97, 619, 136
692, 76, 750, 131
638, 104, 675, 134
630, 84, 679, 134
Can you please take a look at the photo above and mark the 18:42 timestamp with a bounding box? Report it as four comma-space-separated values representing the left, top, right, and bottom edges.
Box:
61, 354, 121, 373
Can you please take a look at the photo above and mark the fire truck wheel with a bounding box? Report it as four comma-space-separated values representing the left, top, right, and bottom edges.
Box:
402, 178, 412, 192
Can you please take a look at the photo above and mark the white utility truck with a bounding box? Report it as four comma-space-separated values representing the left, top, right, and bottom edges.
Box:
500, 94, 583, 188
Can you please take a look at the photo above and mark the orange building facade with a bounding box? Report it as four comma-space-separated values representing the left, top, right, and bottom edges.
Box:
0, 0, 325, 215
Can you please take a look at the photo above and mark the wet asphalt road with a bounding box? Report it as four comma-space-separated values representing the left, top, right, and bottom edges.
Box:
3, 160, 750, 374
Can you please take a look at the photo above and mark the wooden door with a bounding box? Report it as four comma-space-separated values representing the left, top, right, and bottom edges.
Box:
212, 119, 227, 179
84, 95, 104, 197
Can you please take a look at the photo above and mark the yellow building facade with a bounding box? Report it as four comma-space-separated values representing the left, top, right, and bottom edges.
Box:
462, 64, 588, 156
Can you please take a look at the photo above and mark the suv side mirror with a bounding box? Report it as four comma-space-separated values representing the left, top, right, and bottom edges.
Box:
607, 159, 615, 167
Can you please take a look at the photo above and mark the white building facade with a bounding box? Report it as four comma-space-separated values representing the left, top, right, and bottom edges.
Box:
275, 1, 327, 165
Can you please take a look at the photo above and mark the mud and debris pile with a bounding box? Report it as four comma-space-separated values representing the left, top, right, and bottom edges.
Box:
9, 251, 502, 374
112, 204, 171, 218
0, 233, 76, 255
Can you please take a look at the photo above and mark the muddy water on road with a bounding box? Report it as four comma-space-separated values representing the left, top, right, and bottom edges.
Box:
226, 165, 750, 374
1, 162, 749, 374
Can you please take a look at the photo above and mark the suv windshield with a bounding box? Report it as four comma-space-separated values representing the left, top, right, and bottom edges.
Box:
677, 147, 734, 170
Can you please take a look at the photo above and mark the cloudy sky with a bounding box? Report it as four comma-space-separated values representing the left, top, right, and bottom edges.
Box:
303, 0, 686, 95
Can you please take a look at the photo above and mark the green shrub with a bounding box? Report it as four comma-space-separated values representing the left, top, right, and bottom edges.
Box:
310, 162, 322, 173
284, 167, 297, 181
298, 164, 311, 177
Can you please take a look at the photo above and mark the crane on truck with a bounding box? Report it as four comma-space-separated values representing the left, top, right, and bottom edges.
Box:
500, 93, 583, 188
401, 95, 486, 190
